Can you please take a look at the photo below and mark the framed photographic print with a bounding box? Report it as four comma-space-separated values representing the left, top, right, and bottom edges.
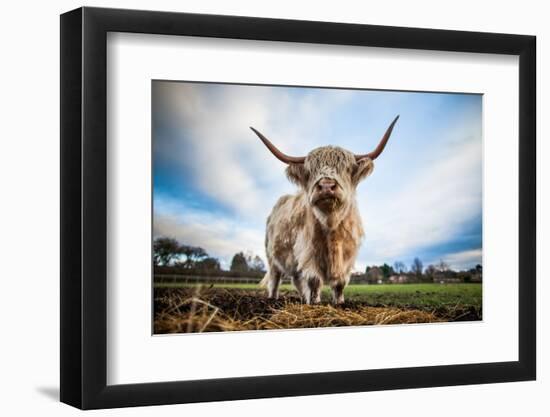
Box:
60, 6, 536, 409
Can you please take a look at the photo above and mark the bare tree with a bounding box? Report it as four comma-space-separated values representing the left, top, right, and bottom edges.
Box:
425, 264, 437, 278
249, 255, 266, 272
437, 259, 450, 272
393, 261, 406, 274
411, 257, 423, 277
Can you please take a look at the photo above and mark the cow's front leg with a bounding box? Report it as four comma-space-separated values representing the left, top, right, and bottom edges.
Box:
308, 276, 322, 304
292, 274, 310, 304
330, 279, 346, 305
327, 239, 347, 305
266, 269, 282, 299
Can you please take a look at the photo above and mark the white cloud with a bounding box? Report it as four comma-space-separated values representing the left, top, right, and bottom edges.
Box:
428, 249, 482, 271
153, 202, 266, 268
357, 123, 482, 265
153, 82, 352, 220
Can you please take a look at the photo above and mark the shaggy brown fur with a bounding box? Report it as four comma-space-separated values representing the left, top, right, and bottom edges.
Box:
263, 146, 374, 304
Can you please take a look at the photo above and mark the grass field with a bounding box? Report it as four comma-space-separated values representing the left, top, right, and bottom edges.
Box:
154, 282, 482, 333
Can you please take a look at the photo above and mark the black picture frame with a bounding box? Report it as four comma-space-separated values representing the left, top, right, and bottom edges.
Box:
60, 6, 536, 410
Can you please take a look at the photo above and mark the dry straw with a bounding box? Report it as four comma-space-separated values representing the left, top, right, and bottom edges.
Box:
154, 287, 440, 334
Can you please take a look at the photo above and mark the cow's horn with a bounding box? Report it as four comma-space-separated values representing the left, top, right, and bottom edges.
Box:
355, 115, 400, 161
250, 127, 306, 164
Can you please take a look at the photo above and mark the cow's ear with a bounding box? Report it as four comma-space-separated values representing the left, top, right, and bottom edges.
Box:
352, 157, 374, 184
286, 164, 309, 187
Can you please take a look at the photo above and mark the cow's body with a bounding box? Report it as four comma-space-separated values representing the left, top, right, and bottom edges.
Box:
264, 180, 364, 304
251, 117, 398, 304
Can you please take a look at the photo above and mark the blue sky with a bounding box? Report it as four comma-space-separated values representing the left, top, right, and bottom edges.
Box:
152, 81, 482, 272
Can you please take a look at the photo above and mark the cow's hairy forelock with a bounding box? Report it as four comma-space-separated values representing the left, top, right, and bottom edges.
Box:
286, 146, 374, 198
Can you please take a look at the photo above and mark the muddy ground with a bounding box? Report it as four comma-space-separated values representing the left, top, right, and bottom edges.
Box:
154, 286, 481, 334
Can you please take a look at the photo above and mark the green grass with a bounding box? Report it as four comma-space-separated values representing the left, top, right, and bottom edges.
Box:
154, 282, 481, 314
342, 283, 482, 312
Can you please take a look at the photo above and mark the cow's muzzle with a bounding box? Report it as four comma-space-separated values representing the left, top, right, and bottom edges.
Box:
317, 178, 337, 196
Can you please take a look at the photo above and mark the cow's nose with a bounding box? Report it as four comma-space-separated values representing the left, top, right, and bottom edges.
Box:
318, 178, 337, 193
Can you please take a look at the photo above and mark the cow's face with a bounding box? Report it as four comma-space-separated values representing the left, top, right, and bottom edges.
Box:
286, 147, 374, 213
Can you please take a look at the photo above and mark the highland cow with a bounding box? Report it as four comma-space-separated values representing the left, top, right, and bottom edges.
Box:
250, 116, 399, 304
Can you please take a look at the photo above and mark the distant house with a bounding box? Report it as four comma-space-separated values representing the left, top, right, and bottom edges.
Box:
470, 272, 482, 283
350, 272, 368, 284
389, 274, 409, 284
366, 266, 383, 284
436, 277, 462, 284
